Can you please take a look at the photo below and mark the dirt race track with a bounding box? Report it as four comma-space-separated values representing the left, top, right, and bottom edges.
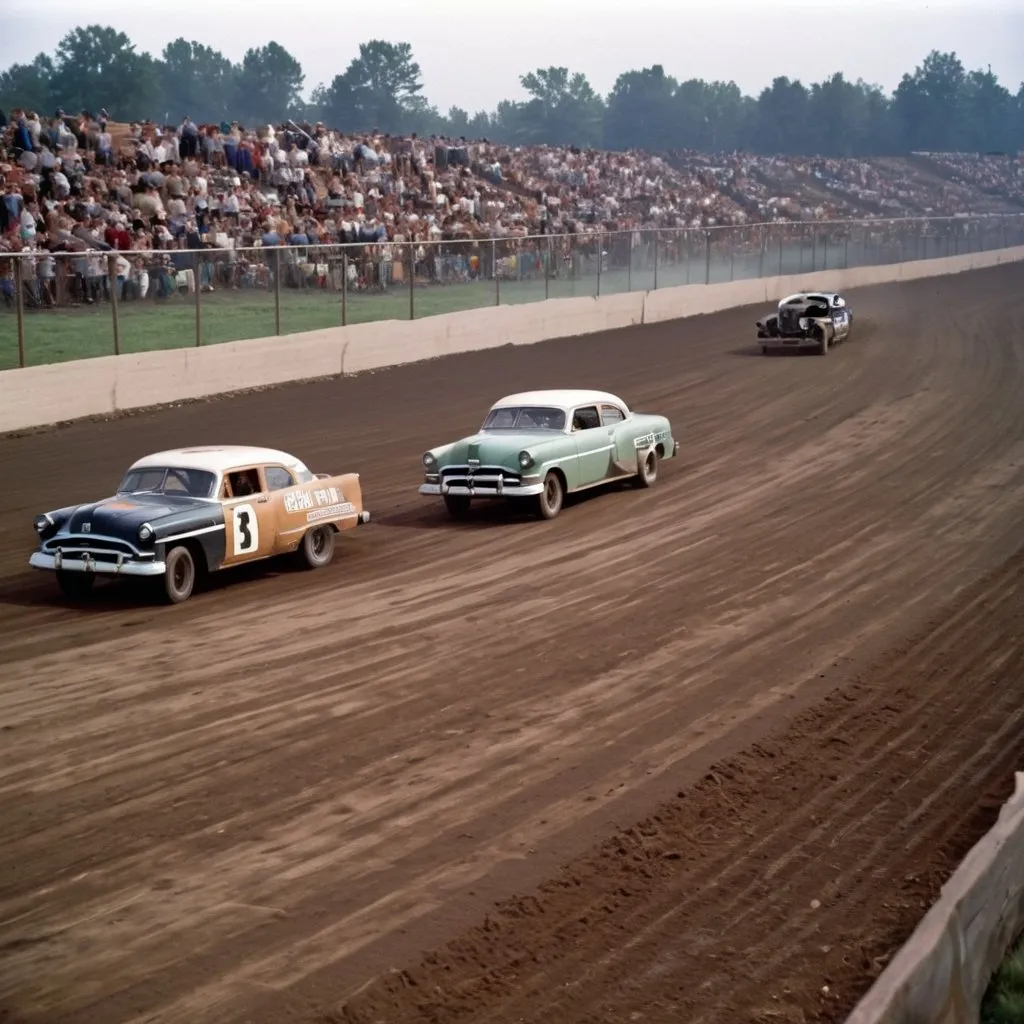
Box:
1, 263, 1023, 1024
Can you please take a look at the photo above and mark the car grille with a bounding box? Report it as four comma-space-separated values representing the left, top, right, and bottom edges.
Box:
778, 308, 803, 332
440, 465, 523, 487
44, 536, 147, 561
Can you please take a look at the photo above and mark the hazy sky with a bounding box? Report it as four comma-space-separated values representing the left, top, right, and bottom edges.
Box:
3, 0, 1023, 113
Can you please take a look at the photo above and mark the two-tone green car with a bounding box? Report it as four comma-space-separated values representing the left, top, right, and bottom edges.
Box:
419, 389, 680, 520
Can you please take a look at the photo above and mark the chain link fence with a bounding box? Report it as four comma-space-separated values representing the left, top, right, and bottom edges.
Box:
2, 214, 1023, 369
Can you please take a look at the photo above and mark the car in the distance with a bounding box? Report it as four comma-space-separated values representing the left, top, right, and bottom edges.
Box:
419, 389, 679, 520
29, 445, 370, 604
756, 290, 854, 354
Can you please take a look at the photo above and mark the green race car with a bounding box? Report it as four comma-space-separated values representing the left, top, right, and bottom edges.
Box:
419, 389, 680, 520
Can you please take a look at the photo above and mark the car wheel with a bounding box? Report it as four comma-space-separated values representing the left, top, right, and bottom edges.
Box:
535, 472, 564, 520
635, 448, 659, 488
817, 330, 829, 355
163, 545, 196, 604
444, 495, 472, 520
56, 569, 95, 599
297, 525, 335, 569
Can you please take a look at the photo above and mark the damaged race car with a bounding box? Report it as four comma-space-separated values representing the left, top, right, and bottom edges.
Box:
756, 290, 854, 355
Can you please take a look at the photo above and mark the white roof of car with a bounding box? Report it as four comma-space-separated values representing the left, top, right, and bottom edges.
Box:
129, 445, 305, 475
779, 291, 841, 304
492, 389, 628, 411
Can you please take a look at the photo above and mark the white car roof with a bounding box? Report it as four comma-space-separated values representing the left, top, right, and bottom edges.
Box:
779, 291, 840, 304
492, 389, 628, 412
129, 445, 305, 476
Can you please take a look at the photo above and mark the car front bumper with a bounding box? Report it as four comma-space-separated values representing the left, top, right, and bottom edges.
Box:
29, 551, 167, 576
760, 335, 821, 349
420, 477, 546, 498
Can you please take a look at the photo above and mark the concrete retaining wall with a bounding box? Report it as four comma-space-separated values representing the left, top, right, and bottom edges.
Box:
845, 771, 1024, 1024
3, 246, 1023, 435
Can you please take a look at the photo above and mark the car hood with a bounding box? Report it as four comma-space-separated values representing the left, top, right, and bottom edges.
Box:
64, 493, 213, 534
444, 431, 564, 465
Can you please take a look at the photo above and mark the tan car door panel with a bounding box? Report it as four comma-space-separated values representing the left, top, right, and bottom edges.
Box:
275, 472, 364, 549
220, 467, 277, 566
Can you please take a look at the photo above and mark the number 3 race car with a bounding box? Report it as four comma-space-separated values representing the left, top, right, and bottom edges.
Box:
419, 388, 679, 520
28, 445, 371, 604
756, 290, 854, 355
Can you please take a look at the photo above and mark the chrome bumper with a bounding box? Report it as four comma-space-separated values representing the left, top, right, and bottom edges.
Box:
420, 479, 545, 498
29, 551, 167, 577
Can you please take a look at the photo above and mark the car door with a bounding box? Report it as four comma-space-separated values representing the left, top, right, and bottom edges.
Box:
571, 405, 614, 486
220, 466, 278, 566
831, 295, 851, 339
601, 403, 636, 475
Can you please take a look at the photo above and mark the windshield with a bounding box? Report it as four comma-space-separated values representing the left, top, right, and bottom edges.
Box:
117, 467, 218, 499
482, 406, 566, 431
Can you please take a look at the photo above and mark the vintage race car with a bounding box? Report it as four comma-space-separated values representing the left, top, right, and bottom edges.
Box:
419, 389, 680, 520
756, 290, 854, 354
29, 445, 370, 604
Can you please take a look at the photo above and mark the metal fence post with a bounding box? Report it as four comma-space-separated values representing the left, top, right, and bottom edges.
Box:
14, 257, 27, 367
811, 226, 818, 273
844, 234, 850, 269
596, 233, 603, 297
778, 229, 784, 275
106, 254, 121, 356
193, 252, 202, 347
544, 238, 550, 300
823, 230, 829, 271
729, 228, 736, 282
273, 248, 282, 336
493, 240, 500, 306
704, 231, 711, 285
627, 231, 633, 293
653, 234, 659, 291
341, 250, 348, 326
409, 242, 415, 320
758, 224, 766, 279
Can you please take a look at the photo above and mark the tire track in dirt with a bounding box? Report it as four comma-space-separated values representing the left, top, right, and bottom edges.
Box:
328, 549, 1024, 1024
0, 263, 1022, 1023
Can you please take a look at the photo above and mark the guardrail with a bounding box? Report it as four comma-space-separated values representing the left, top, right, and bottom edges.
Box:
2, 214, 1023, 371
845, 772, 1024, 1024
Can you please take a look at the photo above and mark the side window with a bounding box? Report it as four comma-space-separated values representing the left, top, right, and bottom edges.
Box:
600, 405, 624, 426
571, 406, 601, 431
265, 466, 295, 491
227, 467, 262, 497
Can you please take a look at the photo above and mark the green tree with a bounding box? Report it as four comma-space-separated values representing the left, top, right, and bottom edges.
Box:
518, 67, 604, 146
233, 42, 304, 126
893, 50, 967, 152
752, 77, 810, 154
604, 65, 676, 150
159, 39, 237, 124
0, 54, 54, 115
49, 26, 160, 120
339, 40, 425, 132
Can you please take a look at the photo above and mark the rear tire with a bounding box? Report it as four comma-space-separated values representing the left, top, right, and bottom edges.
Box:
57, 570, 95, 600
817, 330, 829, 355
534, 472, 564, 520
163, 545, 196, 604
444, 495, 472, 520
297, 525, 335, 569
634, 448, 659, 488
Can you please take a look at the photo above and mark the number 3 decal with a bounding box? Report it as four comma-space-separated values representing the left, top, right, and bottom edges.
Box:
232, 503, 259, 555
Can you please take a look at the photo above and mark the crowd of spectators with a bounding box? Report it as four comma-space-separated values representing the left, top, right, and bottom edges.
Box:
1, 104, 1022, 309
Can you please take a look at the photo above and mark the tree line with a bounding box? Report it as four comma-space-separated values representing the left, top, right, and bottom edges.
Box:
1, 27, 1022, 157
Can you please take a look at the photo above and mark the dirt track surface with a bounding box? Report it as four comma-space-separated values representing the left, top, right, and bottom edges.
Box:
0, 263, 1023, 1024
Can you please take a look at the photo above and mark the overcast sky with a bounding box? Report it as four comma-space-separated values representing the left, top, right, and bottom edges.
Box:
3, 0, 1022, 113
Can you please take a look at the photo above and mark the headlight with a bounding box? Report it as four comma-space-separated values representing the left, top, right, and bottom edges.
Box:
519, 450, 534, 469
422, 452, 436, 468
33, 514, 51, 534
138, 523, 153, 542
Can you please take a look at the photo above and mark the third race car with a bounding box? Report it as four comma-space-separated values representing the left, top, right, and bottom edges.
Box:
755, 290, 854, 355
